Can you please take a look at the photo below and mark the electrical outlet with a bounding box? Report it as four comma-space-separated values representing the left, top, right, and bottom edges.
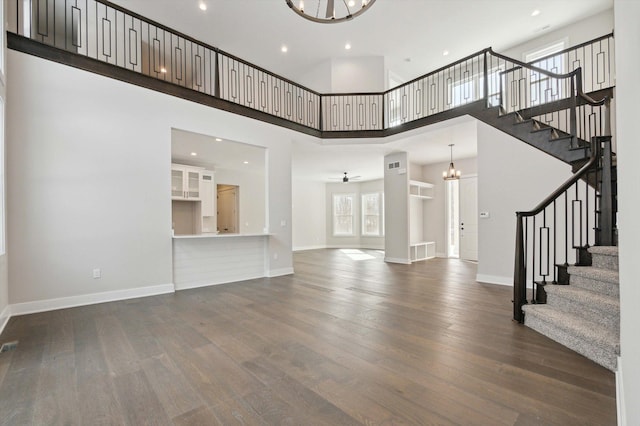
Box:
93, 268, 101, 279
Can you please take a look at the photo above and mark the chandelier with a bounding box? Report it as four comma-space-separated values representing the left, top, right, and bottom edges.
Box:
285, 0, 376, 24
443, 144, 461, 180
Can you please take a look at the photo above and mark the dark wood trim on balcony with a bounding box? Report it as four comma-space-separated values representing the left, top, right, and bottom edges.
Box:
7, 33, 323, 138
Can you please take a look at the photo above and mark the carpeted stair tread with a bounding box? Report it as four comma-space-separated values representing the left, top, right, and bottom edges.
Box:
567, 266, 618, 283
544, 285, 619, 330
545, 285, 619, 310
588, 246, 618, 256
523, 304, 618, 370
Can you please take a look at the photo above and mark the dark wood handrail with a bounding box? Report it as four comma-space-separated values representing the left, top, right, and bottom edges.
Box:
516, 140, 599, 218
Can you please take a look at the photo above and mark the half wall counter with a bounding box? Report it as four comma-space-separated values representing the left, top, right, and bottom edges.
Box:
172, 233, 271, 290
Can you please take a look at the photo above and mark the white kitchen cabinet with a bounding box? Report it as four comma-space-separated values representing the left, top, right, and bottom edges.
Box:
171, 164, 203, 200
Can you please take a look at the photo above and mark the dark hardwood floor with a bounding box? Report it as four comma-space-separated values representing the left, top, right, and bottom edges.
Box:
0, 249, 616, 425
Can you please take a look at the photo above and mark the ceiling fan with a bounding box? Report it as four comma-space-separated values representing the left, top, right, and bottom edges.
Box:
329, 172, 361, 183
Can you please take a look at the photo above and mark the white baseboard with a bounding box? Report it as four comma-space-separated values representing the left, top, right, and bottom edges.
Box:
0, 305, 11, 337
175, 273, 265, 291
384, 257, 411, 265
293, 245, 326, 252
9, 283, 175, 317
476, 274, 513, 286
617, 356, 626, 426
268, 267, 294, 278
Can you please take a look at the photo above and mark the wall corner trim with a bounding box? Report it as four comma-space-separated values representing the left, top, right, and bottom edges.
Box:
0, 305, 11, 337
475, 274, 513, 287
384, 257, 411, 265
8, 283, 176, 317
617, 356, 626, 426
268, 267, 294, 278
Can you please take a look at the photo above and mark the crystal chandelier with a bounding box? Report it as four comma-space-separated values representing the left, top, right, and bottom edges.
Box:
285, 0, 376, 24
443, 144, 461, 180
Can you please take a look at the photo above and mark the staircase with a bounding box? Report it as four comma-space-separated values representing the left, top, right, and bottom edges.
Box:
523, 246, 619, 371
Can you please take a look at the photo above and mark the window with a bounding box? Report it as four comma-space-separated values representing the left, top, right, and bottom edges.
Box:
525, 41, 567, 106
451, 80, 475, 107
361, 192, 382, 236
333, 194, 355, 236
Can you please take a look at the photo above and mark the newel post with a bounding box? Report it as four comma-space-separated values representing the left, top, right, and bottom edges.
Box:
483, 50, 489, 108
513, 213, 527, 323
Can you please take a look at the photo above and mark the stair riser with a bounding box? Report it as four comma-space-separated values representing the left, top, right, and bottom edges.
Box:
591, 254, 619, 271
524, 313, 617, 371
570, 275, 619, 297
545, 296, 619, 331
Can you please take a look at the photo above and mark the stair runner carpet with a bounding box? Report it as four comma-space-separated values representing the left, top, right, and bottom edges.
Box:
522, 246, 619, 371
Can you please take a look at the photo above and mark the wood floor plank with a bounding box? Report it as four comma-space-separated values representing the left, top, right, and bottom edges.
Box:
31, 353, 81, 425
140, 353, 205, 419
0, 250, 617, 425
77, 374, 126, 425
112, 370, 172, 426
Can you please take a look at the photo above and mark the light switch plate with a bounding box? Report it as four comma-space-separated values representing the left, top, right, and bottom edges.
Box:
480, 211, 490, 218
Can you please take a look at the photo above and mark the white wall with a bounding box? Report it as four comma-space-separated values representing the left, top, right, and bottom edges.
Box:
6, 50, 299, 307
292, 179, 326, 251
614, 1, 640, 424
297, 59, 332, 93
297, 56, 386, 94
501, 9, 614, 61
331, 56, 386, 93
0, 0, 8, 330
421, 157, 478, 257
476, 121, 573, 285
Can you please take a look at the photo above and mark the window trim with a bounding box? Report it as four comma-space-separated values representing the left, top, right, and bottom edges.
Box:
361, 192, 383, 237
332, 193, 355, 237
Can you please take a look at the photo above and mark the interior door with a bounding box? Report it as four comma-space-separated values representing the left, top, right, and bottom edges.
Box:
459, 176, 478, 261
217, 185, 238, 233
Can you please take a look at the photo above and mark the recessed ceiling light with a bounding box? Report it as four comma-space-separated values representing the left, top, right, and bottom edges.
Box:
215, 138, 222, 142
443, 50, 449, 56
243, 161, 249, 164
281, 45, 288, 53
531, 9, 540, 16
190, 152, 198, 156
199, 2, 207, 11
345, 43, 352, 50
348, 0, 355, 6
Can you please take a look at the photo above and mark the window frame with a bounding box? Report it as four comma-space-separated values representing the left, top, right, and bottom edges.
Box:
332, 193, 355, 237
361, 192, 383, 237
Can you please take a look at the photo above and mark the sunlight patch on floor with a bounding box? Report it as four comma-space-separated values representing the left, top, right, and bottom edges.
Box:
340, 249, 376, 261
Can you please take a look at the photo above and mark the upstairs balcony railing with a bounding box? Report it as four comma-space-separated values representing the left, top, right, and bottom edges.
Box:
8, 0, 615, 136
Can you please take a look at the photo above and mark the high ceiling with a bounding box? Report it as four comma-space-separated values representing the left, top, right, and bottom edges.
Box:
115, 0, 613, 182
114, 0, 612, 86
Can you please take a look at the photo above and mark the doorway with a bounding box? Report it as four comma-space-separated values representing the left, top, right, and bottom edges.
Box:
217, 184, 239, 234
459, 176, 478, 261
445, 175, 478, 261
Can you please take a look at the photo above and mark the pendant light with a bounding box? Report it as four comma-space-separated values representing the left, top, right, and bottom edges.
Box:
443, 144, 461, 180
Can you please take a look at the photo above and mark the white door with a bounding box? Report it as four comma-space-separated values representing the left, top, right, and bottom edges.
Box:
459, 176, 478, 261
217, 185, 238, 233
